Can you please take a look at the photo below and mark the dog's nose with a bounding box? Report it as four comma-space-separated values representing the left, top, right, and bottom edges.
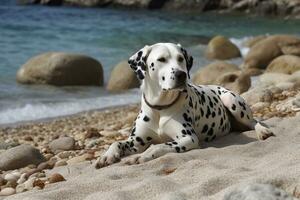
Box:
174, 71, 187, 82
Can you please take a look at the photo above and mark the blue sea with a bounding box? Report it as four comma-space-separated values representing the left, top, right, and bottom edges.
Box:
0, 0, 300, 125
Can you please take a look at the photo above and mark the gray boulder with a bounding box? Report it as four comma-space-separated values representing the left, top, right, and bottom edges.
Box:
0, 144, 45, 171
17, 52, 103, 86
224, 183, 296, 200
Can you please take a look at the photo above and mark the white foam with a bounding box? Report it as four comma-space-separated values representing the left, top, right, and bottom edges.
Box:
0, 90, 140, 125
229, 37, 251, 57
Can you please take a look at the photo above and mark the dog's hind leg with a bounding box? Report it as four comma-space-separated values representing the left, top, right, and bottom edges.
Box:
220, 90, 274, 140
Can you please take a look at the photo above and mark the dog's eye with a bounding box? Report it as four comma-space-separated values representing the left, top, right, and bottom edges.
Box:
178, 56, 184, 62
157, 57, 166, 62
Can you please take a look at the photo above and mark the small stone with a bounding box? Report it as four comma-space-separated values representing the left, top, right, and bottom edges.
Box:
49, 137, 75, 152
67, 154, 94, 165
17, 173, 27, 184
24, 136, 33, 141
4, 171, 21, 182
84, 128, 101, 139
37, 161, 55, 171
100, 130, 120, 137
54, 159, 67, 167
0, 187, 16, 196
24, 177, 36, 190
33, 179, 45, 189
57, 151, 75, 159
16, 184, 26, 193
48, 173, 65, 183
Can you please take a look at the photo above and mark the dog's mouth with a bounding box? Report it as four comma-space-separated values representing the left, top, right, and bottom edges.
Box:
162, 81, 186, 91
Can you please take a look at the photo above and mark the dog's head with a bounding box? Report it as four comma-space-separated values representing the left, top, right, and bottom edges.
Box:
128, 43, 193, 91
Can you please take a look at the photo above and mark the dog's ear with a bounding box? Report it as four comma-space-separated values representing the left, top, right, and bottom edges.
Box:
177, 44, 193, 78
128, 45, 152, 80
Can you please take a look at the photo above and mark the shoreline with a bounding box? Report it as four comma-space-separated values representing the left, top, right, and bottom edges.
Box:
0, 103, 140, 129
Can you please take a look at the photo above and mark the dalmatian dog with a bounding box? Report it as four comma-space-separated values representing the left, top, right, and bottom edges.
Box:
95, 43, 274, 168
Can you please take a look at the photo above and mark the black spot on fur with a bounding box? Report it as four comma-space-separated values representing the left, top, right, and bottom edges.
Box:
143, 115, 150, 122
175, 146, 180, 153
240, 111, 244, 118
207, 128, 214, 136
232, 104, 236, 111
201, 124, 208, 133
146, 137, 152, 141
136, 137, 145, 146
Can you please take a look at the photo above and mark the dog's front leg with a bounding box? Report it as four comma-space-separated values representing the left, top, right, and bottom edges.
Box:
95, 116, 158, 168
123, 132, 199, 165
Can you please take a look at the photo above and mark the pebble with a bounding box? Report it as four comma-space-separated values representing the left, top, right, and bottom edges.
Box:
48, 173, 66, 183
16, 184, 26, 193
55, 159, 68, 167
49, 136, 75, 152
4, 171, 21, 182
33, 179, 45, 189
57, 151, 75, 159
67, 154, 94, 165
100, 130, 120, 137
0, 187, 16, 196
17, 173, 27, 184
84, 128, 101, 139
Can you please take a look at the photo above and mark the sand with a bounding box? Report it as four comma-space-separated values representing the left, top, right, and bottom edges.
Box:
2, 114, 300, 200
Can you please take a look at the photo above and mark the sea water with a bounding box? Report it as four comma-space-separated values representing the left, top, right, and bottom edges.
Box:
1, 0, 300, 125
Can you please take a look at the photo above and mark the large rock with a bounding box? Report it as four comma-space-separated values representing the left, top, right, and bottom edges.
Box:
0, 144, 45, 171
244, 35, 268, 48
17, 52, 103, 86
224, 183, 296, 200
49, 136, 75, 153
216, 71, 251, 94
242, 35, 300, 69
107, 61, 139, 92
162, 0, 216, 11
192, 61, 239, 85
266, 55, 300, 74
205, 36, 241, 60
111, 0, 166, 9
63, 0, 111, 7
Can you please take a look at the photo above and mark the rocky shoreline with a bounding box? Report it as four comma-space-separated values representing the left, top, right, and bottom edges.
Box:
19, 0, 300, 19
1, 34, 300, 198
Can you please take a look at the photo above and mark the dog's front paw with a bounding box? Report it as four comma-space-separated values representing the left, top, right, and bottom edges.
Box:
95, 142, 121, 169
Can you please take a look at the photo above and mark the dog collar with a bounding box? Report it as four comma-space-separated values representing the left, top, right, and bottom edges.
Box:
143, 92, 181, 110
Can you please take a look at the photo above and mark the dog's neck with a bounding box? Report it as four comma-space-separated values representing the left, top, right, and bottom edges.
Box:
141, 79, 181, 108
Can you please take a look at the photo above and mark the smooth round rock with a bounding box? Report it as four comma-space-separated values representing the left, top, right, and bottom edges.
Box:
0, 144, 45, 171
17, 52, 103, 86
48, 173, 66, 183
266, 55, 300, 74
205, 35, 241, 60
107, 61, 140, 92
0, 187, 16, 196
192, 61, 239, 85
49, 136, 75, 152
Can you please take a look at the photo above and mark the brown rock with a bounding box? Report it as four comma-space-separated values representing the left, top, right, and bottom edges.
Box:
107, 61, 140, 92
205, 35, 241, 60
244, 35, 268, 48
17, 52, 103, 86
192, 61, 239, 85
33, 179, 45, 189
243, 35, 300, 69
48, 173, 66, 183
84, 128, 101, 139
266, 55, 300, 74
216, 71, 251, 94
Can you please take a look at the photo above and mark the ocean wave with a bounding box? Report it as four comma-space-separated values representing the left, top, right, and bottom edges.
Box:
0, 90, 140, 126
229, 36, 252, 57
